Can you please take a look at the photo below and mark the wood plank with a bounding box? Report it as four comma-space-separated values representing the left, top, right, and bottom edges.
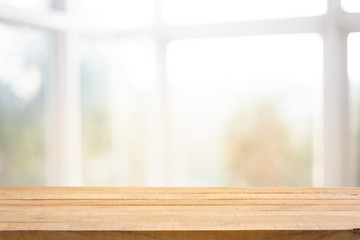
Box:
1, 210, 359, 230
0, 187, 359, 239
2, 193, 360, 200
0, 199, 359, 206
1, 187, 359, 200
2, 200, 360, 210
0, 231, 359, 240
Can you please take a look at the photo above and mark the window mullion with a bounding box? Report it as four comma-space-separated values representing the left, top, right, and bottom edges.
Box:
143, 0, 169, 186
321, 0, 350, 186
52, 0, 82, 186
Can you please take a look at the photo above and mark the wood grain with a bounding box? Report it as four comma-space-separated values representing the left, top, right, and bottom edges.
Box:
0, 187, 359, 239
0, 231, 359, 240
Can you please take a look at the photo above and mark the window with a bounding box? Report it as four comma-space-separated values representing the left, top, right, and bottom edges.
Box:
0, 0, 51, 10
342, 0, 360, 12
72, 0, 154, 30
349, 33, 360, 184
161, 0, 326, 25
167, 34, 322, 186
0, 22, 50, 185
0, 0, 359, 187
80, 38, 113, 185
80, 38, 156, 185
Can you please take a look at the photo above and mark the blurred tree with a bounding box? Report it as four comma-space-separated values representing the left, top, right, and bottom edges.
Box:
224, 98, 312, 187
0, 24, 48, 186
0, 81, 45, 185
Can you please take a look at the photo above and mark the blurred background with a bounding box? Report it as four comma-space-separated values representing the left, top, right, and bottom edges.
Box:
0, 0, 359, 187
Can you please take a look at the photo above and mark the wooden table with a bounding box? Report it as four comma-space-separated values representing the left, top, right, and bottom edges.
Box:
0, 187, 359, 239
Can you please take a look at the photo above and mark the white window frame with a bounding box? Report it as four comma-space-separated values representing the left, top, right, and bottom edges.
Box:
0, 0, 359, 186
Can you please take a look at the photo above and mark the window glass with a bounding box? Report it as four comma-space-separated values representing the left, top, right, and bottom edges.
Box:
348, 33, 360, 184
161, 0, 326, 25
73, 0, 154, 30
0, 22, 50, 185
80, 39, 112, 186
342, 0, 360, 12
0, 0, 51, 10
167, 34, 322, 186
81, 38, 156, 185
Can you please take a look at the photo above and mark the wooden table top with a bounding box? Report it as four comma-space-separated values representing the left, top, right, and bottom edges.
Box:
0, 187, 360, 239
